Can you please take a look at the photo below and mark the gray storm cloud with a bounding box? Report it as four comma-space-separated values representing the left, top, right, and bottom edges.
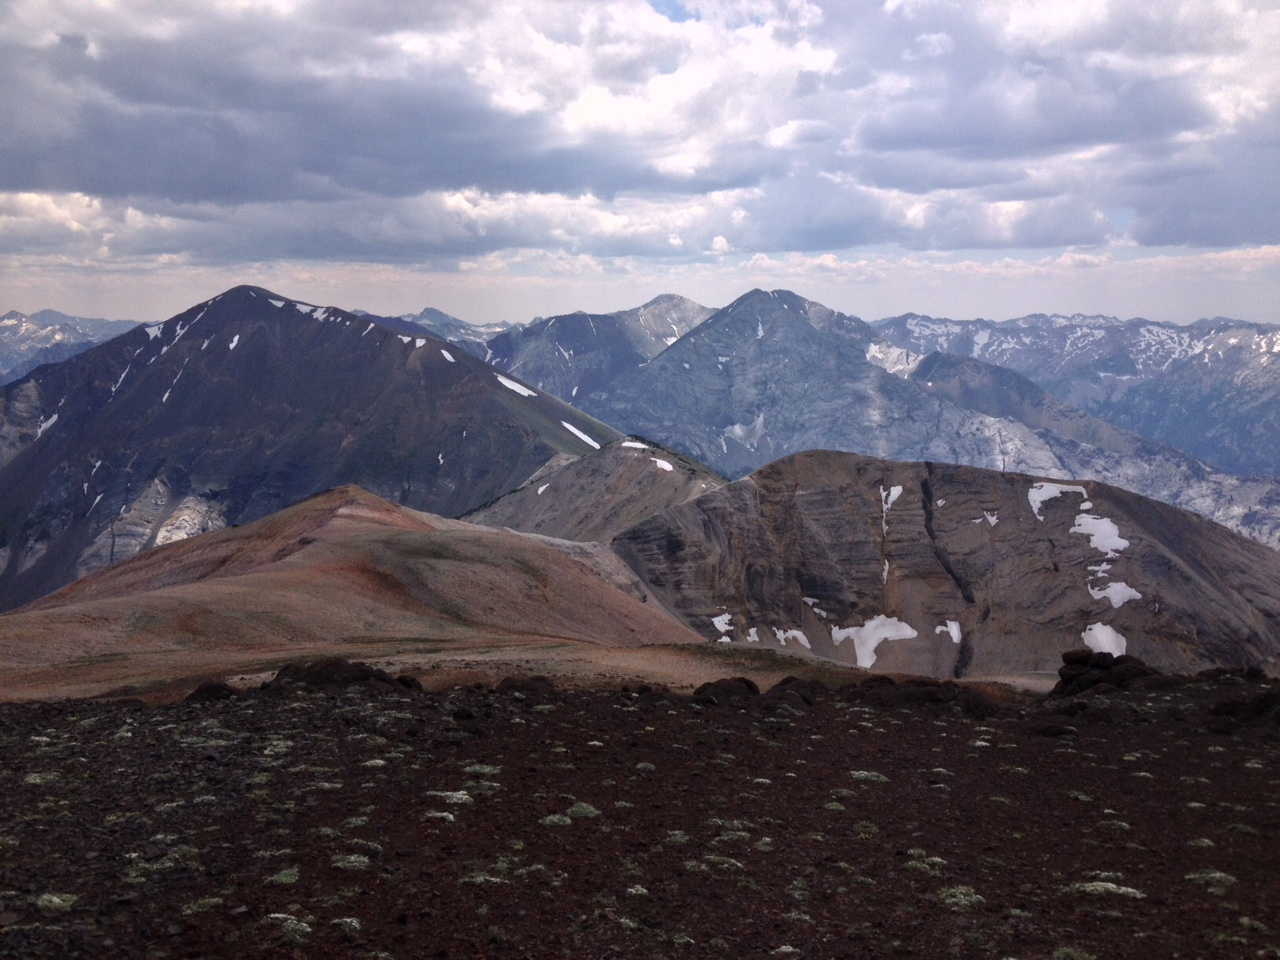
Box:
0, 0, 1277, 269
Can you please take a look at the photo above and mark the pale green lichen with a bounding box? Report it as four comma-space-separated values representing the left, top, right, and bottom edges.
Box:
268, 913, 312, 943
266, 866, 300, 885
938, 886, 985, 910
1065, 881, 1145, 899
425, 790, 472, 805
331, 854, 370, 871
35, 892, 78, 914
182, 897, 223, 915
1185, 869, 1236, 895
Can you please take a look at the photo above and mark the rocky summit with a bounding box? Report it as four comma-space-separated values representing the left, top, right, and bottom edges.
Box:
0, 286, 617, 611
485, 294, 712, 404
613, 450, 1280, 679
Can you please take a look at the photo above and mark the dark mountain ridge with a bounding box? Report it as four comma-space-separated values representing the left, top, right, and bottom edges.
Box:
0, 285, 617, 611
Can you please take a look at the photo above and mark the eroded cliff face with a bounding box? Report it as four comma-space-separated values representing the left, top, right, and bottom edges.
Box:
614, 451, 1280, 678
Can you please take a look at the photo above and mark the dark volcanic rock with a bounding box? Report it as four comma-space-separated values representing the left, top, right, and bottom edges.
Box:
692, 677, 760, 704
1051, 649, 1159, 697
185, 681, 237, 703
264, 657, 398, 692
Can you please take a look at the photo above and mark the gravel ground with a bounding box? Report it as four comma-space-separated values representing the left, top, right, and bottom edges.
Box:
1, 665, 1277, 960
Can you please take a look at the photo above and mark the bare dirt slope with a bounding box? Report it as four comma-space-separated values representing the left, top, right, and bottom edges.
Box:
0, 487, 703, 701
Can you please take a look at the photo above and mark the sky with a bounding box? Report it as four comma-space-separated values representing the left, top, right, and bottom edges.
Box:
2, 0, 1279, 325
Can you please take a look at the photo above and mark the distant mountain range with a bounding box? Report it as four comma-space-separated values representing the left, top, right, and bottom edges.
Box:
520, 289, 1280, 549
0, 309, 140, 384
0, 286, 615, 611
874, 312, 1280, 477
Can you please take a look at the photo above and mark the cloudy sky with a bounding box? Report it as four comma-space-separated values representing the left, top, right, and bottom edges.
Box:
2, 0, 1279, 325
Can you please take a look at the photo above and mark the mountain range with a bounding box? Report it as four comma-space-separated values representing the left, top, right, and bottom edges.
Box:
874, 311, 1280, 478
0, 309, 140, 384
3, 283, 1280, 687
0, 286, 614, 611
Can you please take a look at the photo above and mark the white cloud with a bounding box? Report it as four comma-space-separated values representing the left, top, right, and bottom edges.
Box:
0, 0, 1278, 320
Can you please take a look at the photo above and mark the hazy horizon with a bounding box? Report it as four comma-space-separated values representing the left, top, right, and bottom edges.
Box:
3, 1, 1278, 326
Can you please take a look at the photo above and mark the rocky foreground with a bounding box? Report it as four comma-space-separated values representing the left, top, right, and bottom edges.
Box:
1, 660, 1278, 960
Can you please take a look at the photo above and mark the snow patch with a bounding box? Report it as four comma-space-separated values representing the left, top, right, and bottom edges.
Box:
362, 323, 375, 336
496, 373, 537, 397
1028, 482, 1089, 520
269, 299, 285, 308
882, 559, 889, 583
880, 485, 903, 534
802, 597, 829, 619
773, 628, 810, 649
832, 616, 919, 668
145, 325, 161, 340
1071, 514, 1130, 557
983, 511, 998, 526
935, 499, 945, 506
561, 421, 601, 449
711, 613, 733, 634
651, 458, 674, 472
398, 335, 411, 344
620, 440, 649, 449
537, 484, 549, 495
228, 335, 240, 351
440, 348, 455, 362
110, 365, 130, 397
724, 412, 766, 450
415, 338, 427, 349
746, 627, 761, 643
935, 621, 962, 644
36, 413, 58, 438
86, 493, 103, 516
1088, 581, 1143, 609
1081, 623, 1126, 656
865, 343, 923, 377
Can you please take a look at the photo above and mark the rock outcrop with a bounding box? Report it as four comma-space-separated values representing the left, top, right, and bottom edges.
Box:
613, 450, 1280, 678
